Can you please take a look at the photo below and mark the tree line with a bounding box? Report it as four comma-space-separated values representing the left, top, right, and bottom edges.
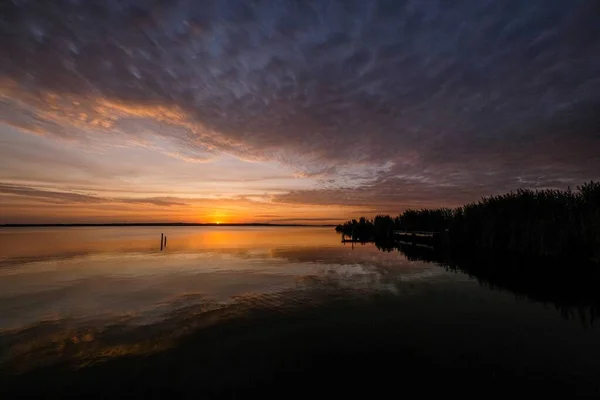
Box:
335, 181, 600, 260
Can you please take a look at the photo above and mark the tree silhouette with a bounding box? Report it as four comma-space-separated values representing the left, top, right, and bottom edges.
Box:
336, 181, 600, 261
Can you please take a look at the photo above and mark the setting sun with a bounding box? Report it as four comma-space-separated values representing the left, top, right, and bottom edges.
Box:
209, 211, 229, 225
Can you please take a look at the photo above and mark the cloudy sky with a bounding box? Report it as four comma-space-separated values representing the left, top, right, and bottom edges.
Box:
1, 0, 599, 224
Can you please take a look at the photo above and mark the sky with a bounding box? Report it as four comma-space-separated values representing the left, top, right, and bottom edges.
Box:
1, 0, 599, 224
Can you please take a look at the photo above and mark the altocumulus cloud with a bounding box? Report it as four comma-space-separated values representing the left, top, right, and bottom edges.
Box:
1, 0, 599, 209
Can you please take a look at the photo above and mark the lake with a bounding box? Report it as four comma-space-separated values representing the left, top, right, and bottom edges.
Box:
1, 226, 599, 397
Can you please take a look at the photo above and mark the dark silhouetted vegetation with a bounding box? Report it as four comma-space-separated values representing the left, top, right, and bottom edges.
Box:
336, 182, 600, 261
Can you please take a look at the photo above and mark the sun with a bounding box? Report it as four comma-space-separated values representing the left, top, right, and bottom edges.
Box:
209, 211, 229, 225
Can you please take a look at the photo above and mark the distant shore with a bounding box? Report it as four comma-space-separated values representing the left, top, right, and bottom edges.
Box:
0, 223, 336, 228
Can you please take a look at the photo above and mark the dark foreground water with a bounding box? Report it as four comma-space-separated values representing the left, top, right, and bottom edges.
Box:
0, 227, 599, 398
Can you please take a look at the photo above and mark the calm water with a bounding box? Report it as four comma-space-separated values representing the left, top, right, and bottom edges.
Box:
0, 227, 599, 397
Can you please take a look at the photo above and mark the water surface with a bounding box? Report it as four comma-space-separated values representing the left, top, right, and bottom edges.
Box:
0, 227, 599, 397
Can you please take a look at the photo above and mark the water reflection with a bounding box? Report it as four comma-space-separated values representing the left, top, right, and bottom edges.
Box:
376, 240, 600, 325
0, 226, 341, 265
1, 227, 600, 397
0, 227, 451, 331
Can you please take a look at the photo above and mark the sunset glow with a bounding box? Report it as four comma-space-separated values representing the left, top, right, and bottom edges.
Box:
1, 1, 598, 225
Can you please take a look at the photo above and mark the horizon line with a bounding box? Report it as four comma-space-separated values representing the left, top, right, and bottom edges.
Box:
0, 222, 338, 228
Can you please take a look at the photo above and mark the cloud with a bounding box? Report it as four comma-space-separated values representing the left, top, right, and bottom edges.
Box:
266, 218, 338, 223
118, 197, 188, 207
273, 163, 599, 211
1, 0, 599, 213
0, 183, 187, 207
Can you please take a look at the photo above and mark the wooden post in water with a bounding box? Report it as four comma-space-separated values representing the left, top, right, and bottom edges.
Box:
161, 233, 164, 251
164, 235, 167, 248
